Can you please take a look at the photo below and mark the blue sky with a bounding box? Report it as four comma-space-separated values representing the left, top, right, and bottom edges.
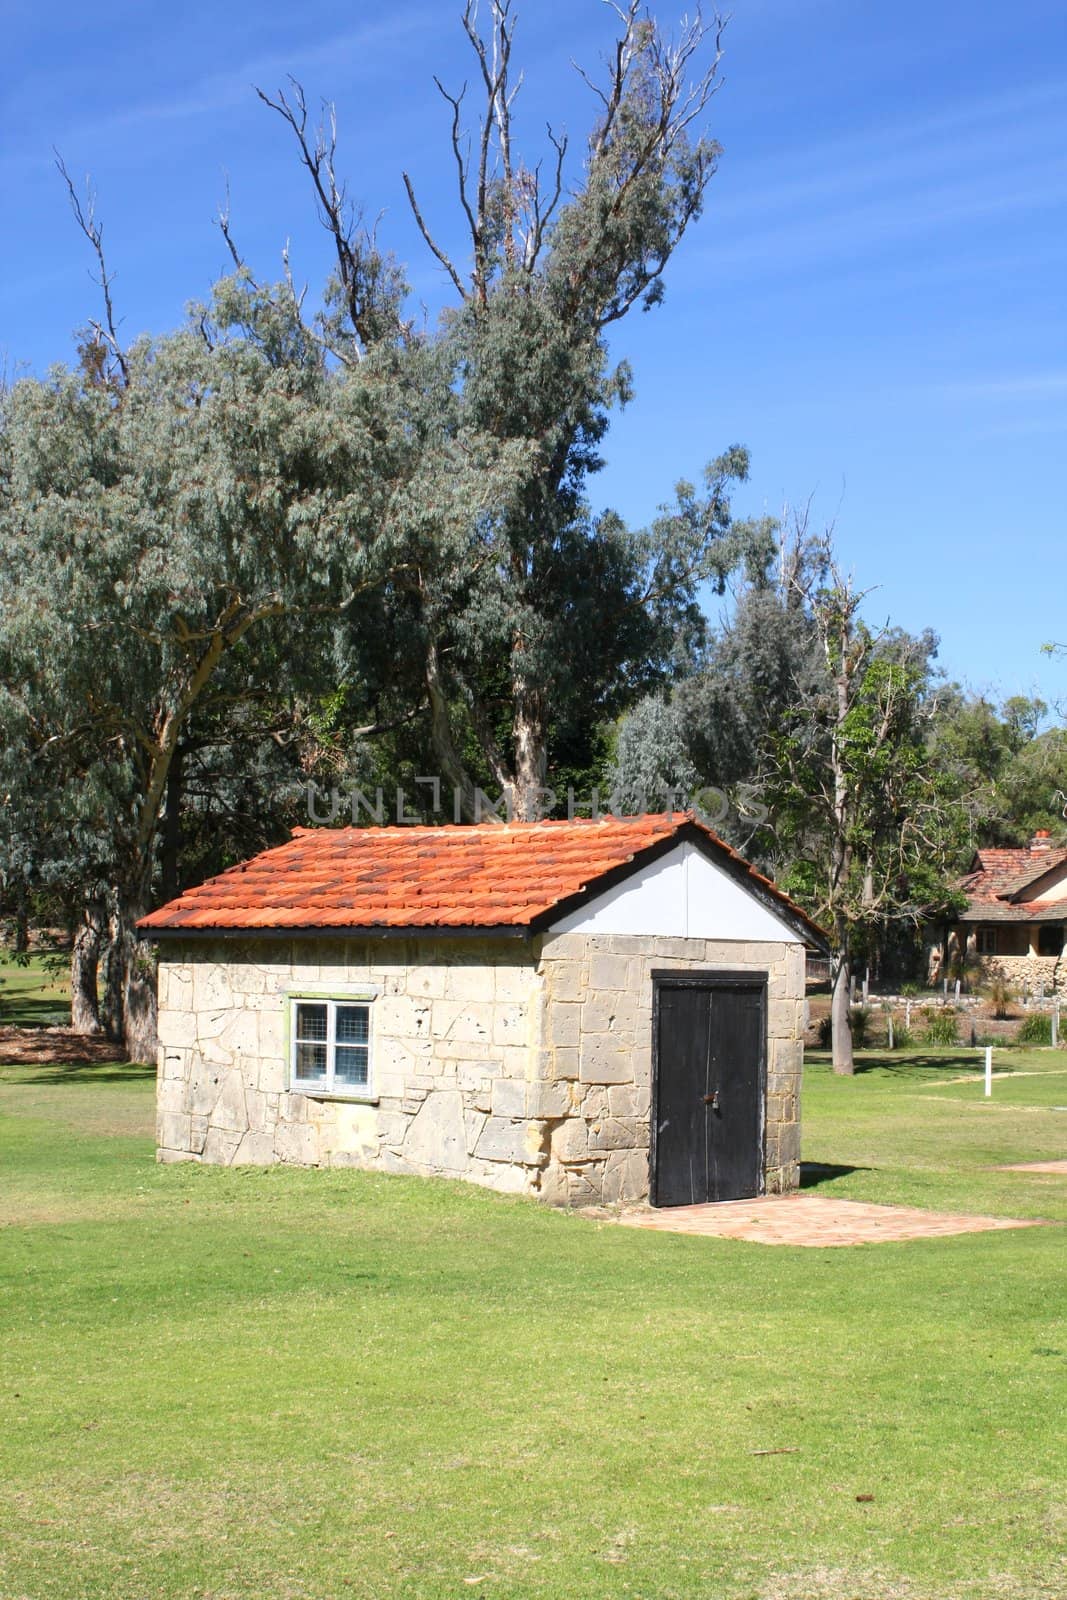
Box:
3, 0, 1065, 708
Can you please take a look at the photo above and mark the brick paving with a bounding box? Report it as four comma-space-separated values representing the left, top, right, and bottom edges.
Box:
998, 1158, 1067, 1174
615, 1193, 1049, 1246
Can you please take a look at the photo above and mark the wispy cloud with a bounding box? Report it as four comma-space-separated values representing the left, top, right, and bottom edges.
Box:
2, 10, 438, 177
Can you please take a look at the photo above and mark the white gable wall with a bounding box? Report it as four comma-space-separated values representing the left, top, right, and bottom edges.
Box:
548, 839, 802, 943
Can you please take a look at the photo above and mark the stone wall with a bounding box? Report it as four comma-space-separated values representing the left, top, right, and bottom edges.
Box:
156, 931, 806, 1206
534, 933, 805, 1206
156, 937, 546, 1193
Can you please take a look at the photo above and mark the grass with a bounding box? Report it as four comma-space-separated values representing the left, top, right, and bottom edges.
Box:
0, 1052, 1065, 1600
0, 950, 70, 1027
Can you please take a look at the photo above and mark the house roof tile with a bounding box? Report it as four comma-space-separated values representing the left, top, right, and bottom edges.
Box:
138, 813, 825, 944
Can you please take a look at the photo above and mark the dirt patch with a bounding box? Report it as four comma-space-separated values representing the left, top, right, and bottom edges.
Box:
0, 1027, 127, 1067
998, 1159, 1067, 1174
616, 1194, 1052, 1246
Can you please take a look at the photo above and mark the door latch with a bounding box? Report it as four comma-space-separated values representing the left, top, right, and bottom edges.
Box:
702, 1090, 720, 1110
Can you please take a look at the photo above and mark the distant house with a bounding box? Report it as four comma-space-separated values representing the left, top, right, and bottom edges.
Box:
139, 814, 825, 1208
927, 831, 1067, 994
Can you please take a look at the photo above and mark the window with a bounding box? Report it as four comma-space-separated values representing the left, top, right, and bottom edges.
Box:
290, 999, 372, 1096
1038, 925, 1064, 958
976, 928, 1000, 955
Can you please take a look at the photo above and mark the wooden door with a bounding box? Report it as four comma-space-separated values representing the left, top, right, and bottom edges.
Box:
651, 974, 765, 1206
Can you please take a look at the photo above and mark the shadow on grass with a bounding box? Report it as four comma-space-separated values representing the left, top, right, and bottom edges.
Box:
0, 998, 71, 1027
15, 1061, 153, 1084
799, 1162, 871, 1189
808, 1049, 987, 1078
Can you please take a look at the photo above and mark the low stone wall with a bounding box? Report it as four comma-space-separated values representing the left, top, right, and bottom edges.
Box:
534, 934, 805, 1206
156, 931, 806, 1206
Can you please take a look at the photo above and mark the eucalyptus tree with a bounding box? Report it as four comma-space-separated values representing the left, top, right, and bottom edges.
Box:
264, 0, 739, 814
761, 538, 966, 1073
0, 267, 518, 1058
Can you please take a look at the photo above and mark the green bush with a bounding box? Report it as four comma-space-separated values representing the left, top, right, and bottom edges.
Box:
900, 981, 921, 999
815, 1007, 871, 1048
891, 1024, 914, 1049
921, 1007, 959, 1046
1016, 1013, 1053, 1046
983, 975, 1016, 1020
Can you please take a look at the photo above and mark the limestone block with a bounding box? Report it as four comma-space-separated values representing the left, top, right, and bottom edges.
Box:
191, 963, 233, 1013
158, 1076, 189, 1117
275, 1122, 321, 1165
257, 1055, 288, 1094
549, 1118, 593, 1163
160, 1048, 191, 1082
767, 998, 800, 1040
444, 964, 496, 1003
158, 1148, 198, 1164
257, 1009, 285, 1057
464, 1108, 488, 1150
188, 1115, 209, 1154
159, 1111, 191, 1152
550, 1046, 580, 1081
378, 995, 432, 1038
244, 1089, 271, 1133
211, 1072, 248, 1132
198, 1125, 240, 1165
579, 1035, 633, 1084
376, 1111, 412, 1149
607, 1085, 640, 1118
494, 963, 534, 1003
577, 1086, 608, 1120
547, 1004, 581, 1048
405, 964, 447, 999
431, 1002, 492, 1045
474, 1117, 528, 1164
230, 1130, 275, 1166
526, 1080, 571, 1118
403, 1088, 468, 1173
490, 1079, 527, 1118
601, 1147, 649, 1204
543, 962, 584, 1003
587, 954, 634, 993
157, 1007, 199, 1049
586, 1117, 640, 1152
492, 1004, 526, 1047
581, 992, 637, 1036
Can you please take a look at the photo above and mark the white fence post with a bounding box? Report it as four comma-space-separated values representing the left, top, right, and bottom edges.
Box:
984, 1045, 993, 1098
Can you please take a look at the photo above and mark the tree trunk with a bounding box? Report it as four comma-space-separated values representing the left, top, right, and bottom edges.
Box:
13, 895, 29, 956
70, 904, 105, 1035
160, 748, 183, 905
508, 682, 548, 820
830, 948, 855, 1075
101, 902, 126, 1043
110, 898, 158, 1063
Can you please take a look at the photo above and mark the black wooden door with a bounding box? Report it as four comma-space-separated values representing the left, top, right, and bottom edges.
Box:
652, 976, 764, 1206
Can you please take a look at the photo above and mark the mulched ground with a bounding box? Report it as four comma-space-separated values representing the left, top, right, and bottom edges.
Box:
616, 1194, 1052, 1247
0, 1026, 128, 1066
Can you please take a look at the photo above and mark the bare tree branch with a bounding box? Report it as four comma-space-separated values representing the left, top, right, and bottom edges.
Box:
54, 152, 130, 385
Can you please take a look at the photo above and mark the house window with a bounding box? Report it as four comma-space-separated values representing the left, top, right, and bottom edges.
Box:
1038, 925, 1064, 958
290, 999, 372, 1096
976, 928, 1000, 955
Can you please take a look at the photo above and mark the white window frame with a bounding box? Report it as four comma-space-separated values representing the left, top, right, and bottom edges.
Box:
287, 990, 378, 1102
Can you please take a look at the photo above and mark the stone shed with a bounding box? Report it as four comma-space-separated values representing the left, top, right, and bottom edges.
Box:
139, 814, 825, 1207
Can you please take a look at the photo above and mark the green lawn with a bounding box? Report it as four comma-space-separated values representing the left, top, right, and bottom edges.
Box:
1, 1052, 1065, 1600
0, 950, 70, 1027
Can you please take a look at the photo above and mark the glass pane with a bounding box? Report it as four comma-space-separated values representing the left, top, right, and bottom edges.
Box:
334, 1046, 369, 1088
336, 1006, 369, 1044
294, 1041, 328, 1082
295, 1003, 328, 1041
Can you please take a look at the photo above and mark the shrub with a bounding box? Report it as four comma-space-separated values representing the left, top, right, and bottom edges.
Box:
1017, 1013, 1053, 1047
890, 1023, 914, 1050
921, 1007, 959, 1046
815, 1008, 870, 1048
900, 981, 921, 999
983, 975, 1016, 1020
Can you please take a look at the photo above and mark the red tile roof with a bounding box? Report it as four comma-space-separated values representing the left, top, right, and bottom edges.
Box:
138, 814, 824, 942
960, 847, 1067, 904
954, 845, 1067, 922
